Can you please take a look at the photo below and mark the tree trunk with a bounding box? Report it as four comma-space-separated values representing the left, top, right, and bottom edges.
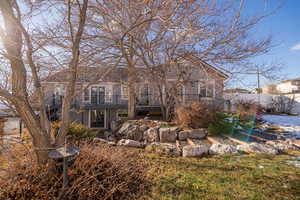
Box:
14, 101, 52, 164
128, 66, 136, 119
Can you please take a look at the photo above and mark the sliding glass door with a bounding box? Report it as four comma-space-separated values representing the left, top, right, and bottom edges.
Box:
90, 109, 105, 128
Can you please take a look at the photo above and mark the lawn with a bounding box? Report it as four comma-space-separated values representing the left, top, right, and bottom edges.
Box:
142, 151, 300, 200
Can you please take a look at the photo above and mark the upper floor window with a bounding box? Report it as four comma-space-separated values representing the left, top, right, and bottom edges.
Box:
54, 84, 65, 105
83, 87, 90, 102
121, 84, 128, 99
55, 84, 65, 96
198, 80, 215, 98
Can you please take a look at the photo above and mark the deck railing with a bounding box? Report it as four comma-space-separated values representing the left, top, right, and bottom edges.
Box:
50, 94, 221, 107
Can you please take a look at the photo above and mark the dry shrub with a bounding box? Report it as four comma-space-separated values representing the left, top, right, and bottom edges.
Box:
175, 102, 221, 129
0, 143, 148, 200
235, 99, 257, 120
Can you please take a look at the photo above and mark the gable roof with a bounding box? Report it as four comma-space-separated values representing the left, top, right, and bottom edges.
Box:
43, 57, 228, 83
281, 77, 300, 83
43, 67, 130, 83
182, 55, 229, 79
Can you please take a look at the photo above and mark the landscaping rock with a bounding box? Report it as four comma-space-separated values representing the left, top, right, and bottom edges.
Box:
182, 145, 209, 157
139, 125, 149, 132
209, 144, 238, 155
107, 141, 116, 146
93, 137, 109, 143
117, 139, 144, 148
144, 126, 160, 143
145, 142, 181, 156
178, 130, 189, 140
189, 129, 208, 139
128, 125, 145, 141
266, 140, 298, 151
178, 129, 207, 140
93, 138, 116, 146
118, 122, 131, 134
117, 123, 144, 141
237, 143, 278, 154
159, 127, 178, 143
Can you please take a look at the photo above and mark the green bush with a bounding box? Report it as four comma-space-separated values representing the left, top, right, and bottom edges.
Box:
52, 122, 96, 141
208, 112, 236, 135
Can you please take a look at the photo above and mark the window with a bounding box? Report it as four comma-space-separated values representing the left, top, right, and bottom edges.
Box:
55, 84, 65, 96
54, 84, 65, 104
198, 80, 215, 98
83, 87, 90, 102
138, 84, 149, 105
121, 84, 128, 99
91, 86, 105, 104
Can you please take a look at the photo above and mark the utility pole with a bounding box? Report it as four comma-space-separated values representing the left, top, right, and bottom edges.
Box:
256, 66, 261, 105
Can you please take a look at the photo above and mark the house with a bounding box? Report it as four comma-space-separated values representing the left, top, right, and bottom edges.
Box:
41, 58, 228, 129
224, 88, 251, 94
263, 78, 300, 94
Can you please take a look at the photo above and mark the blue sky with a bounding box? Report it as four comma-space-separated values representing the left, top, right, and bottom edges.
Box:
239, 0, 300, 88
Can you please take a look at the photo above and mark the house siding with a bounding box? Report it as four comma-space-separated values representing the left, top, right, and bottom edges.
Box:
41, 63, 226, 129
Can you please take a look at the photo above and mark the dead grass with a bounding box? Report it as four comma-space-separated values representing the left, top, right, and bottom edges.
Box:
0, 143, 149, 200
1, 137, 300, 200
142, 151, 300, 200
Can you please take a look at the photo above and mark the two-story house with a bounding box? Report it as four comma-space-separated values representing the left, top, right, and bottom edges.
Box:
263, 78, 300, 94
41, 57, 228, 129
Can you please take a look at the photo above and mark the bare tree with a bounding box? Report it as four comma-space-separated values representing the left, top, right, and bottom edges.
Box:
83, 0, 279, 120
0, 0, 89, 164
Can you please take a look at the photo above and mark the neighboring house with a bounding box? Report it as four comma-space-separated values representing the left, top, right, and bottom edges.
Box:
263, 78, 300, 94
224, 88, 251, 94
41, 57, 228, 129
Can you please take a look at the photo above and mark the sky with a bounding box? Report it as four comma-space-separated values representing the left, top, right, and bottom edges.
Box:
237, 0, 300, 89
0, 0, 298, 90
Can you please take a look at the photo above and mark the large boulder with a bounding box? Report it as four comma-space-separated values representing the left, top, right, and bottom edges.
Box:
266, 140, 298, 151
118, 122, 131, 134
178, 129, 207, 140
145, 142, 181, 156
209, 143, 238, 155
117, 122, 144, 141
144, 126, 160, 143
139, 125, 149, 132
237, 142, 278, 154
178, 130, 189, 141
159, 127, 178, 143
182, 145, 209, 157
117, 139, 144, 148
93, 137, 116, 146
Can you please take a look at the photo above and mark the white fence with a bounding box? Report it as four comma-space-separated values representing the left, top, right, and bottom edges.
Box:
224, 93, 300, 114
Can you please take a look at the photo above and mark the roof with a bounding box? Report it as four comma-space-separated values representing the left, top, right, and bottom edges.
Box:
43, 57, 229, 83
281, 77, 300, 83
43, 67, 132, 83
182, 55, 229, 79
224, 88, 251, 94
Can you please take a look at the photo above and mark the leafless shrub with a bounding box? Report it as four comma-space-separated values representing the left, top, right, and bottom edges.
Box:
0, 143, 148, 200
267, 95, 295, 114
175, 102, 221, 129
235, 99, 258, 120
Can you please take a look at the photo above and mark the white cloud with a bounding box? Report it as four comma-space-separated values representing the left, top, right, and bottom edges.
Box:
291, 42, 300, 51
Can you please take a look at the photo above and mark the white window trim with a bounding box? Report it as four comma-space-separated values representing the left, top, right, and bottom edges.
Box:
198, 79, 215, 98
121, 84, 128, 100
55, 84, 65, 96
83, 84, 113, 104
82, 85, 91, 103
